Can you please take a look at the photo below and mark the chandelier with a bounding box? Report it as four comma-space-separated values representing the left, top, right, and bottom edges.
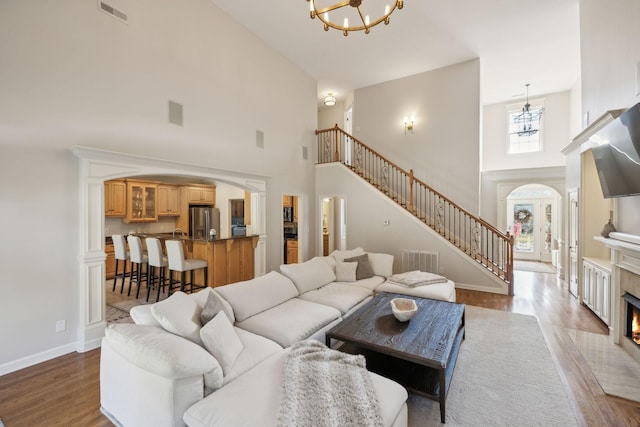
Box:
512, 84, 543, 136
307, 0, 404, 36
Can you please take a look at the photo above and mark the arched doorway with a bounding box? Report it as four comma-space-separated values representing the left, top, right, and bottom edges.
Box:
71, 147, 267, 351
506, 184, 561, 262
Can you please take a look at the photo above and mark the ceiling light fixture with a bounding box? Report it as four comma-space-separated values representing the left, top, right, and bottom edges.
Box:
512, 83, 543, 136
307, 0, 404, 37
324, 93, 336, 106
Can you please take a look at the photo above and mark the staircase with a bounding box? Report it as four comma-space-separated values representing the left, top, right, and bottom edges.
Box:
315, 125, 514, 295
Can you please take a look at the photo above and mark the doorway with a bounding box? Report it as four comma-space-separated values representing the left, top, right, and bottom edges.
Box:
321, 196, 347, 256
283, 195, 300, 264
506, 184, 559, 262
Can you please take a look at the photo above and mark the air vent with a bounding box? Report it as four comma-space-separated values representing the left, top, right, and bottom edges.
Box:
168, 100, 183, 126
98, 1, 128, 24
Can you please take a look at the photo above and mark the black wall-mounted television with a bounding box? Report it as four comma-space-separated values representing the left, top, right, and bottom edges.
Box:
591, 103, 640, 198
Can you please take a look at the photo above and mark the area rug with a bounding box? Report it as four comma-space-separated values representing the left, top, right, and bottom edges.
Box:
566, 328, 640, 403
407, 305, 577, 426
514, 260, 556, 274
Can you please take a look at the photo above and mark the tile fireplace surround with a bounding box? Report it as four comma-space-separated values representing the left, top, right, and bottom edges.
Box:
596, 232, 640, 365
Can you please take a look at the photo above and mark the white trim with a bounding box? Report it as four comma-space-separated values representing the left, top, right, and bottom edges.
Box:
70, 146, 269, 351
0, 342, 77, 376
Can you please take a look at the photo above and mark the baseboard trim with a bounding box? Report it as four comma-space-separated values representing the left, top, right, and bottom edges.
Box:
0, 342, 77, 376
456, 282, 510, 295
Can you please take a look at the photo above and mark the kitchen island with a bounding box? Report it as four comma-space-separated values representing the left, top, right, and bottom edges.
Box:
135, 233, 259, 288
191, 235, 259, 287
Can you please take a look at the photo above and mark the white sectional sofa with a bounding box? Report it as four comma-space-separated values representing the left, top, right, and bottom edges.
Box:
100, 248, 455, 427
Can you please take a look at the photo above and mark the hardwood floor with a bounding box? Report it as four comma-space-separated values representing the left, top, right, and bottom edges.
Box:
1, 268, 639, 426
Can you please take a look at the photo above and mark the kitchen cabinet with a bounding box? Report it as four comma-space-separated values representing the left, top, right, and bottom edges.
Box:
582, 257, 611, 325
105, 243, 116, 279
158, 184, 180, 216
187, 185, 216, 205
293, 197, 299, 222
104, 180, 126, 217
286, 240, 298, 264
125, 181, 158, 222
282, 195, 292, 208
323, 233, 329, 256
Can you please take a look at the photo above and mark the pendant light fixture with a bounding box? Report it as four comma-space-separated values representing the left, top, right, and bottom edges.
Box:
512, 84, 543, 136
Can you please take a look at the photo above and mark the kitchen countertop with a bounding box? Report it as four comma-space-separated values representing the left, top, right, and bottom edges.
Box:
106, 233, 258, 245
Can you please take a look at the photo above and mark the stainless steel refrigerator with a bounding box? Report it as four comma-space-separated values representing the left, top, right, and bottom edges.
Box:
190, 206, 220, 240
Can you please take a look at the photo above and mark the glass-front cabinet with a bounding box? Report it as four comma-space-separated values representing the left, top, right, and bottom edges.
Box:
126, 181, 158, 222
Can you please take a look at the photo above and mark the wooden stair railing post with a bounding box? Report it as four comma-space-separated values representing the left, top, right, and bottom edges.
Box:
334, 124, 340, 162
506, 232, 514, 295
409, 169, 415, 214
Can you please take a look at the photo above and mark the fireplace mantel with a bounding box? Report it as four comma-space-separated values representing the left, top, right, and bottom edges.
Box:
595, 231, 640, 365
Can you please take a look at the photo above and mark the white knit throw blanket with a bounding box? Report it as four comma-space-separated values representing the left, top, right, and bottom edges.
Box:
277, 340, 384, 427
387, 270, 448, 287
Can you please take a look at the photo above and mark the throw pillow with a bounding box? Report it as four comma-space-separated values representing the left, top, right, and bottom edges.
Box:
150, 291, 203, 346
335, 260, 357, 282
200, 311, 244, 375
200, 290, 234, 325
331, 247, 365, 262
345, 253, 375, 280
279, 257, 336, 294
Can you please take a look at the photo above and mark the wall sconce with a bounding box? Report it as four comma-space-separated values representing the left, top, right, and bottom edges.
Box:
404, 117, 414, 134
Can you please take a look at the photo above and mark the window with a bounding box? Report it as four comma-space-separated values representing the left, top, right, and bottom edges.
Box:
507, 100, 544, 154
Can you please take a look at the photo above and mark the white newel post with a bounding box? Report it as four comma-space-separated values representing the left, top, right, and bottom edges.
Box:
71, 147, 268, 351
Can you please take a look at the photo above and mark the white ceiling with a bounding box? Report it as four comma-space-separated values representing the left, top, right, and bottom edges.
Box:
210, 0, 580, 106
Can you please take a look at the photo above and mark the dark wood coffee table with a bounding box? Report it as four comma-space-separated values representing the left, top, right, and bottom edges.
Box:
325, 292, 465, 423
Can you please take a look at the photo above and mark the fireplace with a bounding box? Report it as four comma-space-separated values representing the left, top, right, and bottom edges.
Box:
623, 293, 640, 347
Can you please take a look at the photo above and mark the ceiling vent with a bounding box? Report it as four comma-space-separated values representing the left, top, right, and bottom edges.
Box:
98, 1, 128, 24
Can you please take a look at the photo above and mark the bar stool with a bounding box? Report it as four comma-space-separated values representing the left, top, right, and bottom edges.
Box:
145, 237, 168, 302
165, 240, 208, 294
127, 235, 148, 298
111, 235, 129, 293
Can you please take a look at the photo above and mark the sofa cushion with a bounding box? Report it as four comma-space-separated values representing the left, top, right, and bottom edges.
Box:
367, 252, 394, 278
376, 279, 457, 302
224, 328, 283, 385
235, 298, 341, 348
200, 312, 244, 375
331, 247, 365, 261
299, 282, 372, 315
129, 304, 161, 326
104, 324, 223, 390
151, 291, 203, 346
279, 257, 336, 294
184, 348, 408, 427
336, 275, 386, 291
215, 271, 299, 323
200, 290, 234, 325
190, 288, 236, 324
335, 260, 357, 282
345, 253, 375, 280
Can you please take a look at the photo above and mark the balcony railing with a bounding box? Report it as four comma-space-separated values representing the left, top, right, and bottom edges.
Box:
316, 125, 514, 295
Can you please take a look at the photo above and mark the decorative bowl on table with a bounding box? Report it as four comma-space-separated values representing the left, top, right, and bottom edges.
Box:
390, 298, 417, 322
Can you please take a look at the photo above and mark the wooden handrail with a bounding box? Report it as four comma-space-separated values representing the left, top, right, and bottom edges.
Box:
315, 124, 514, 294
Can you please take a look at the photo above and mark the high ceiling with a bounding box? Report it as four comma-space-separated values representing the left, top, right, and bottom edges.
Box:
210, 0, 580, 107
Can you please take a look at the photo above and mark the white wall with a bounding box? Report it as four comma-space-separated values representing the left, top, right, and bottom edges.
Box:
579, 0, 640, 233
0, 0, 316, 371
352, 60, 481, 215
318, 101, 345, 130
483, 91, 571, 172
